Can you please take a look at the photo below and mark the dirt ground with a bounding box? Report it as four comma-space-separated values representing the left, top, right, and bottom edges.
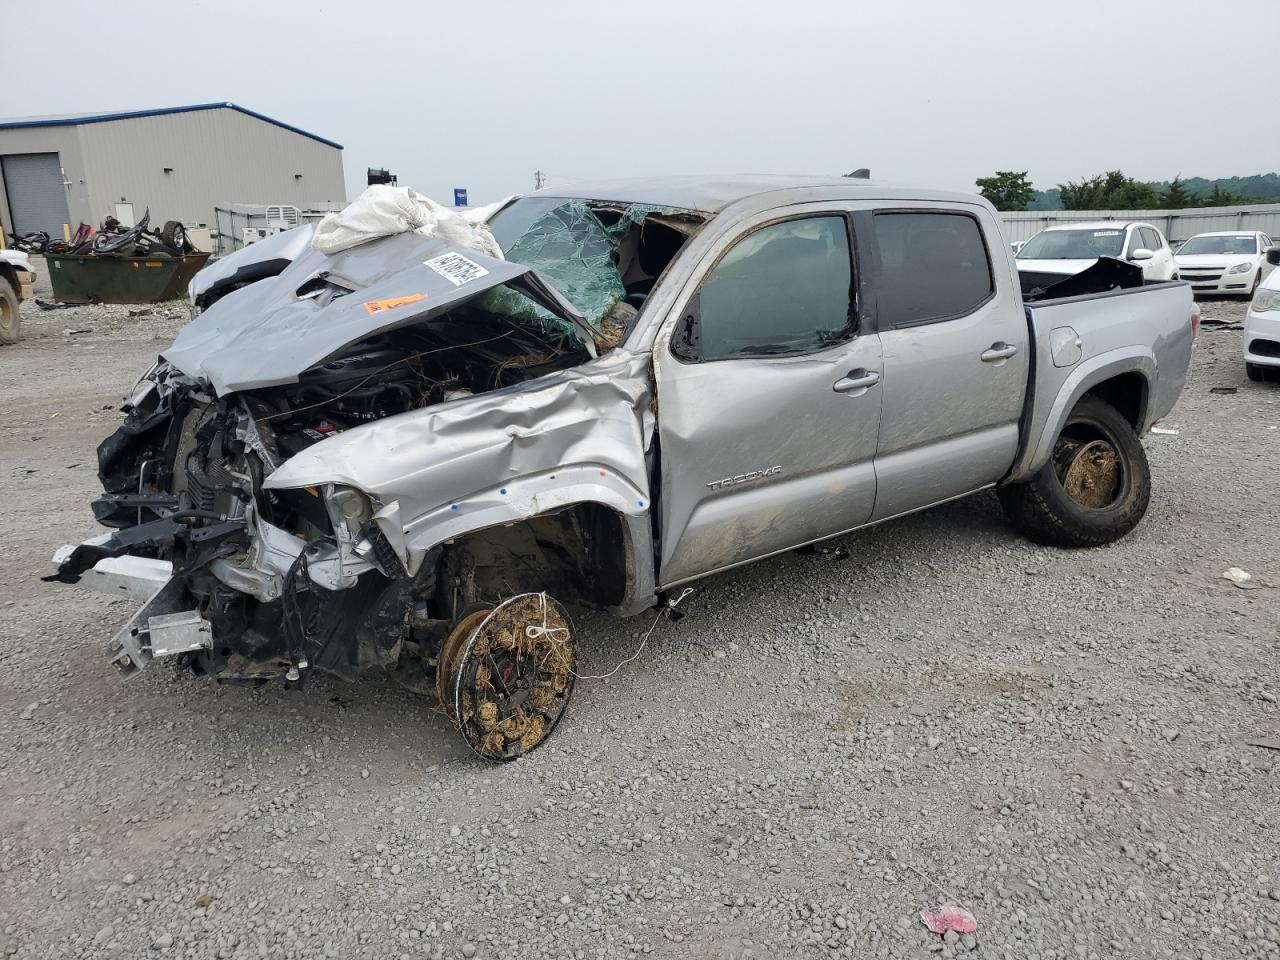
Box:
1, 269, 1277, 960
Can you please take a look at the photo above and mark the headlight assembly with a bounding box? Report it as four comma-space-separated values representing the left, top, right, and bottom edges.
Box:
1229, 262, 1254, 275
1252, 289, 1280, 313
326, 486, 374, 538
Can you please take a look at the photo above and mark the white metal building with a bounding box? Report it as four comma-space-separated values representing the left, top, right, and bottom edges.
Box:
0, 102, 345, 238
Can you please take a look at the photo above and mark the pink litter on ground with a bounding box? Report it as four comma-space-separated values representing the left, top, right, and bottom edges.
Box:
920, 904, 977, 935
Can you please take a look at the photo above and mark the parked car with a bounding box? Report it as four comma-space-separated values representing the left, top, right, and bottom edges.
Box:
0, 247, 36, 344
1175, 231, 1275, 298
1245, 246, 1280, 381
49, 176, 1197, 760
1016, 221, 1178, 282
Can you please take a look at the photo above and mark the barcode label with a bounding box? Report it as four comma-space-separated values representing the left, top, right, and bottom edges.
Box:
425, 252, 490, 287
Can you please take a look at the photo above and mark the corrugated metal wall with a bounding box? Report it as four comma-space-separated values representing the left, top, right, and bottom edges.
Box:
0, 107, 344, 235
77, 108, 345, 228
1000, 204, 1280, 244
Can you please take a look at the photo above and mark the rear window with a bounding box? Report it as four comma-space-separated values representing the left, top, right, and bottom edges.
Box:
873, 212, 993, 327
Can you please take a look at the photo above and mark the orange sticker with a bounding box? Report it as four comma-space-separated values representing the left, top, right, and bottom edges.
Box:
363, 293, 426, 316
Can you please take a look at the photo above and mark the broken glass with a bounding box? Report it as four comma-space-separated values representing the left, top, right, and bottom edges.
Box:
483, 198, 694, 341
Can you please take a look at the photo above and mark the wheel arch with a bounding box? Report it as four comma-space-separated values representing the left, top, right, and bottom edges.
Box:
1010, 348, 1156, 482
395, 474, 657, 617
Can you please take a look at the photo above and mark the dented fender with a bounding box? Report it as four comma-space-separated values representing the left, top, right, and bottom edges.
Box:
261, 349, 659, 611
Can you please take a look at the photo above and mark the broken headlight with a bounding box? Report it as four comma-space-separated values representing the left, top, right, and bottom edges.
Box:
326, 485, 374, 538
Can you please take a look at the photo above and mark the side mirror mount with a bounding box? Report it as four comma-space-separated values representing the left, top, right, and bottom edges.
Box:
1130, 248, 1154, 262
1266, 245, 1280, 267
670, 293, 703, 362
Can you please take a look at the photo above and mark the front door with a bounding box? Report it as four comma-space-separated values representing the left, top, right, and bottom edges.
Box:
653, 211, 882, 587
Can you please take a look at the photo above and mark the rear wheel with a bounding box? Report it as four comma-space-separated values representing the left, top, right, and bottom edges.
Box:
0, 277, 19, 345
998, 395, 1150, 548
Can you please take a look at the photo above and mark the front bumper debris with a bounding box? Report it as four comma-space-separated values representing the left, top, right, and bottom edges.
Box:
51, 547, 213, 676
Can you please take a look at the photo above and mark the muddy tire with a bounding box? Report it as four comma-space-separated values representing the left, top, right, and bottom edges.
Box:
0, 277, 19, 345
998, 395, 1150, 548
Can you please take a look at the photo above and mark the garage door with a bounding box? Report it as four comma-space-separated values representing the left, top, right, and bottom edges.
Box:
2, 152, 70, 237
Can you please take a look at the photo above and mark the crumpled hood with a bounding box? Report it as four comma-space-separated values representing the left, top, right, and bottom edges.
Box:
165, 231, 593, 396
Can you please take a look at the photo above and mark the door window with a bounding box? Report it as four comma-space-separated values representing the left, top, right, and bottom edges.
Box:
1125, 228, 1144, 257
680, 216, 853, 361
872, 211, 993, 327
1141, 227, 1162, 251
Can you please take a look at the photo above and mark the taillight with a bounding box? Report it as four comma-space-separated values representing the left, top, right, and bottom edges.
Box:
1190, 304, 1200, 338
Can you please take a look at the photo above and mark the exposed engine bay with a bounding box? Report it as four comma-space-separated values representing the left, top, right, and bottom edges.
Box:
48, 190, 703, 760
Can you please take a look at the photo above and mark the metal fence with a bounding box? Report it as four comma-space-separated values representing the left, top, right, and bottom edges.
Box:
1000, 203, 1280, 244
213, 201, 346, 254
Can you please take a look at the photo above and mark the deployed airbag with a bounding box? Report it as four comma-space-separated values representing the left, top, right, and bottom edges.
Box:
313, 186, 503, 259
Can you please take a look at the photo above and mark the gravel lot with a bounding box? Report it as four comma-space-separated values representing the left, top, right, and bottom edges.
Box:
2, 269, 1278, 960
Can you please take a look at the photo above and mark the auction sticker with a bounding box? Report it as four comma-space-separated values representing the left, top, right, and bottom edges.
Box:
1093, 230, 1121, 236
425, 252, 490, 286
364, 293, 426, 316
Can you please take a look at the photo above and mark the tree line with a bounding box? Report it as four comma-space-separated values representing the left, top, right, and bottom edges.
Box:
974, 171, 1280, 212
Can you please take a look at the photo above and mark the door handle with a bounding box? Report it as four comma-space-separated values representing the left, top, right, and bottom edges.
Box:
832, 369, 881, 394
980, 342, 1018, 363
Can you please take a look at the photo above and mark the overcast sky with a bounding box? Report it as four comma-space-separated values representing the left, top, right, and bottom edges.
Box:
5, 0, 1278, 205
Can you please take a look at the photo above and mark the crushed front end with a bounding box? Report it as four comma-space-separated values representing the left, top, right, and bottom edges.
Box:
49, 359, 440, 683
47, 193, 697, 758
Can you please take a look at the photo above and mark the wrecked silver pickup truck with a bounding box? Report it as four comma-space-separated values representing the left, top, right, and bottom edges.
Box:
51, 176, 1197, 760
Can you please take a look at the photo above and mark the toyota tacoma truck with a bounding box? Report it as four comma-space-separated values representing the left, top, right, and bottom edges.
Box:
50, 176, 1197, 760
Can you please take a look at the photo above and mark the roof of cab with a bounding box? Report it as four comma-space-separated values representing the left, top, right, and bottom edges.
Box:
532, 174, 984, 214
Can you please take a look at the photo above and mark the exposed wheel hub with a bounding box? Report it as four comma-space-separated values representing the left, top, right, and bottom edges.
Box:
437, 594, 576, 761
1057, 438, 1122, 509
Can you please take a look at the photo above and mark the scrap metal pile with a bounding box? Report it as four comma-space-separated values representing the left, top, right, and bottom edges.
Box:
7, 210, 196, 257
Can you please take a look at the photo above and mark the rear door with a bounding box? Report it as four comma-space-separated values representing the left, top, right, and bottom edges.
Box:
653, 207, 881, 587
869, 205, 1029, 520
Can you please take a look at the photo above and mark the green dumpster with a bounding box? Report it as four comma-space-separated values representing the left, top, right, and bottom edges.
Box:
45, 252, 212, 304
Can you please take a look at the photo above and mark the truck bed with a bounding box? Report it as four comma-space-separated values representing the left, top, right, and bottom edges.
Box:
1007, 265, 1196, 483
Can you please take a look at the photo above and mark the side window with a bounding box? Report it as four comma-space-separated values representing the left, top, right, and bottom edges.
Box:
1262, 235, 1272, 250
1125, 228, 1144, 256
686, 216, 853, 361
1141, 227, 1162, 251
873, 211, 993, 327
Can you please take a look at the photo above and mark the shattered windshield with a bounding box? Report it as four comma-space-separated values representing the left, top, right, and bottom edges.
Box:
486, 197, 700, 337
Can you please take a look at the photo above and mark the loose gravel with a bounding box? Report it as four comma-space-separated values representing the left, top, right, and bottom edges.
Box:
1, 277, 1277, 960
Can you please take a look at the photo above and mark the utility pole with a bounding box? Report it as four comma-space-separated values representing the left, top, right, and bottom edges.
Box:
534, 170, 546, 190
